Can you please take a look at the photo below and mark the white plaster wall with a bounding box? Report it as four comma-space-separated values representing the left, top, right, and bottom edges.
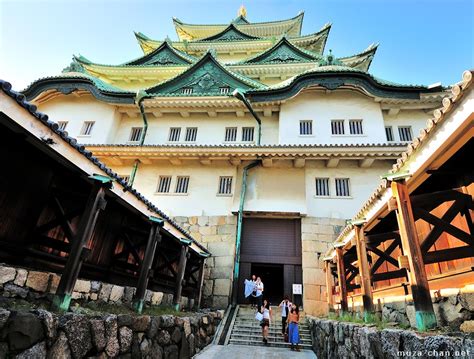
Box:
113, 112, 279, 145
38, 95, 120, 144
383, 110, 430, 142
304, 160, 393, 218
279, 90, 387, 145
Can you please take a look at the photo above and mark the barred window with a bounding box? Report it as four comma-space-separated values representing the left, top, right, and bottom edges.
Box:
335, 178, 351, 197
218, 176, 233, 195
225, 127, 237, 142
242, 127, 254, 142
175, 176, 190, 194
385, 126, 394, 141
182, 87, 193, 95
331, 120, 345, 135
157, 176, 172, 193
349, 120, 363, 135
129, 127, 143, 142
315, 178, 330, 196
219, 86, 230, 95
300, 120, 313, 135
58, 121, 68, 131
398, 126, 413, 142
185, 127, 198, 142
80, 121, 95, 136
168, 127, 181, 142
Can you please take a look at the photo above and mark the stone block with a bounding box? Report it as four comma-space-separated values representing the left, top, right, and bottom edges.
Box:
0, 266, 16, 284
199, 226, 217, 235
304, 299, 328, 317
202, 234, 222, 243
90, 293, 98, 301
207, 242, 234, 257
74, 279, 91, 293
48, 273, 61, 294
315, 224, 338, 235
174, 216, 188, 224
14, 269, 28, 287
151, 291, 163, 305
214, 256, 234, 268
16, 341, 46, 359
460, 320, 474, 333
197, 216, 209, 226
210, 267, 232, 280
217, 224, 235, 235
302, 223, 317, 233
213, 279, 231, 296
3, 284, 28, 299
305, 284, 322, 301
26, 271, 50, 292
302, 240, 331, 254
109, 285, 125, 302
189, 216, 198, 225
226, 215, 237, 224
302, 252, 322, 269
212, 296, 229, 309
209, 216, 226, 226
459, 292, 474, 311
303, 268, 326, 286
203, 280, 213, 297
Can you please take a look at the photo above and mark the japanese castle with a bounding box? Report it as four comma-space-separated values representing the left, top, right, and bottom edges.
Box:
23, 6, 447, 315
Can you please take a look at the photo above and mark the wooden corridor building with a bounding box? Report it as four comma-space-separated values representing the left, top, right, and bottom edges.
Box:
324, 70, 474, 330
0, 80, 211, 312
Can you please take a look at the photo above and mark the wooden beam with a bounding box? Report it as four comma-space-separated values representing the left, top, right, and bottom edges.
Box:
366, 231, 400, 245
354, 226, 374, 315
195, 259, 206, 310
391, 180, 437, 330
199, 158, 212, 166
325, 261, 335, 312
132, 221, 163, 313
108, 156, 124, 166
424, 246, 474, 264
359, 159, 375, 168
367, 244, 400, 269
372, 269, 407, 282
294, 158, 305, 168
169, 158, 182, 165
53, 184, 107, 312
262, 158, 273, 167
335, 247, 348, 312
326, 158, 340, 168
173, 244, 189, 310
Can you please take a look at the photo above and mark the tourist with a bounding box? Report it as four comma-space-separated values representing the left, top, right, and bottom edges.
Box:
260, 299, 272, 345
255, 276, 264, 309
279, 295, 292, 336
243, 274, 257, 308
288, 303, 300, 351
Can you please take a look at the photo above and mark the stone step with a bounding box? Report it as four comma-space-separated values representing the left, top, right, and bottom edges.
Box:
232, 326, 311, 334
233, 323, 310, 332
228, 338, 313, 349
230, 333, 312, 344
232, 330, 312, 339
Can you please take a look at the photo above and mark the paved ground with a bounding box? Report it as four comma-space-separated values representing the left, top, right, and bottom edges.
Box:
194, 344, 317, 358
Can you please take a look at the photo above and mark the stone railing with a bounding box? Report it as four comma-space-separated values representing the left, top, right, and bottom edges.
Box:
307, 317, 473, 359
0, 308, 222, 358
0, 264, 190, 309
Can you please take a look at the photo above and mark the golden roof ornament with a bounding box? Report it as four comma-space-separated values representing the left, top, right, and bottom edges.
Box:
238, 5, 247, 18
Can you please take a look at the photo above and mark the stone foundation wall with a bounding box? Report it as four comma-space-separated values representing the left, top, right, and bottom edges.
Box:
0, 308, 222, 358
0, 264, 190, 309
378, 287, 474, 331
172, 216, 237, 309
307, 317, 473, 359
301, 217, 346, 317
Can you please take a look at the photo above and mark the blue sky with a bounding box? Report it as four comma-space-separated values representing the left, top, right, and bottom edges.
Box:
0, 0, 472, 90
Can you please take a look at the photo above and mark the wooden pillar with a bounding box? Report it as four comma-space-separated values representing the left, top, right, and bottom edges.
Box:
173, 242, 189, 311
324, 260, 335, 312
195, 258, 206, 310
354, 225, 374, 318
132, 217, 164, 313
335, 247, 348, 312
391, 180, 437, 330
53, 183, 107, 311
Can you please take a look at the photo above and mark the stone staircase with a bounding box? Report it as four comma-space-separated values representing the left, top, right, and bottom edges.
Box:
227, 305, 313, 349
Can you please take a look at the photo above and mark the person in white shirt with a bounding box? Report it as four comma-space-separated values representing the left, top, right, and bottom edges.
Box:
279, 295, 292, 335
255, 277, 264, 309
260, 299, 272, 345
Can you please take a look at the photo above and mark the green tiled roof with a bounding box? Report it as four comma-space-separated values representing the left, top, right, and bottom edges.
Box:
196, 24, 260, 42
146, 51, 267, 96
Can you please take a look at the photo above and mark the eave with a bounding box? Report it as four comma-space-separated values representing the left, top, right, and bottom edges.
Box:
172, 12, 304, 41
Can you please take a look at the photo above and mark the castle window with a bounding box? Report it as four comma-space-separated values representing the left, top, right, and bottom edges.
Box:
242, 127, 254, 142
398, 126, 413, 142
219, 86, 230, 95
168, 127, 181, 142
182, 87, 193, 95
385, 126, 394, 141
185, 127, 198, 142
225, 127, 237, 142
80, 121, 95, 136
335, 178, 351, 197
175, 176, 190, 194
349, 120, 363, 135
331, 120, 345, 135
58, 121, 68, 131
315, 178, 330, 196
129, 127, 143, 143
218, 176, 233, 195
300, 120, 313, 135
157, 176, 172, 193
